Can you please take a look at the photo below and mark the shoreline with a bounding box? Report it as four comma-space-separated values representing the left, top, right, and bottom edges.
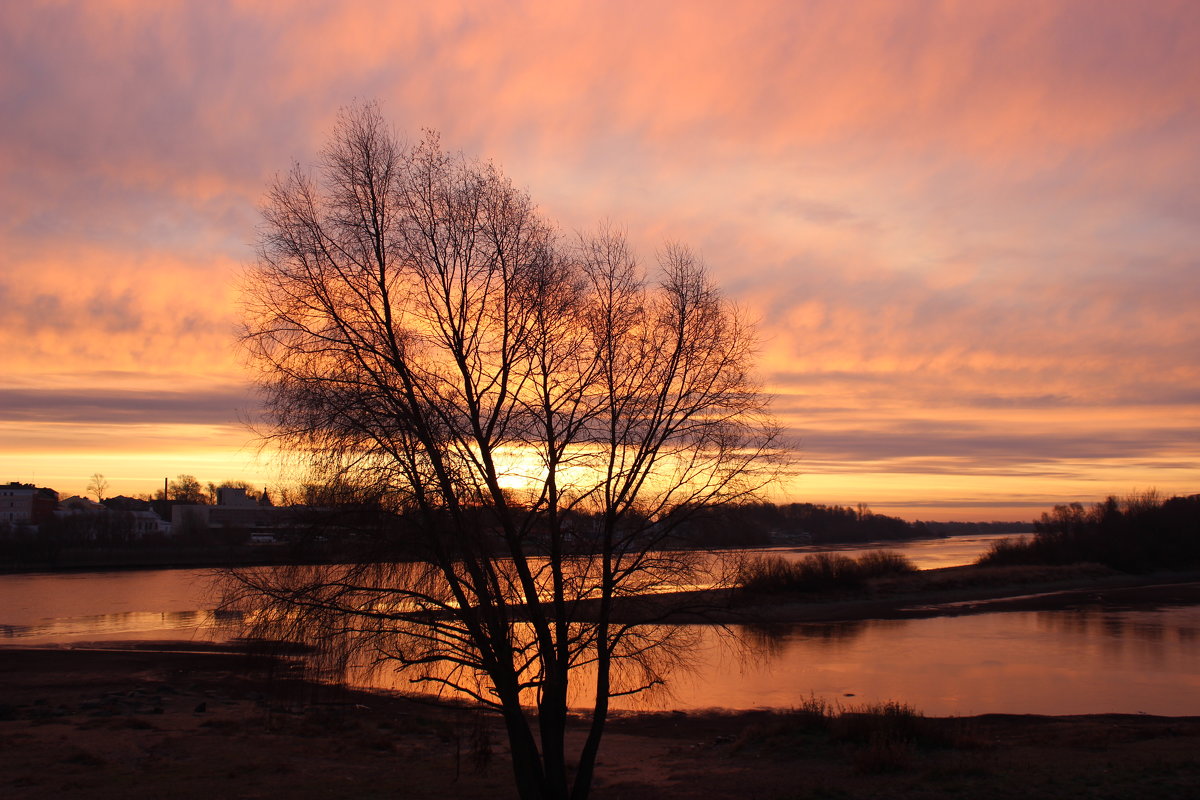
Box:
603, 564, 1200, 625
2, 643, 1199, 798
5, 560, 1200, 633
0, 531, 1016, 575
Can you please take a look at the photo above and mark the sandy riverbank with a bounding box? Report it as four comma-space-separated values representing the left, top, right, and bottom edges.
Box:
2, 643, 1199, 799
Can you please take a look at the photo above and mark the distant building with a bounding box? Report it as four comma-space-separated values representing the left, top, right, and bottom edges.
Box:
216, 487, 259, 507
101, 496, 173, 537
1, 482, 59, 525
53, 494, 172, 539
172, 487, 288, 538
59, 495, 106, 513
128, 509, 172, 537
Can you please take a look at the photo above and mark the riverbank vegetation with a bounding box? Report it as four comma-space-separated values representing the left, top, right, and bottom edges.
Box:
736, 550, 918, 595
715, 491, 1198, 615
978, 492, 1200, 571
682, 502, 1030, 547
731, 696, 968, 775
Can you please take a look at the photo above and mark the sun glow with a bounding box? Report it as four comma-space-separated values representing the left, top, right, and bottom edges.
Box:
3, 2, 1198, 518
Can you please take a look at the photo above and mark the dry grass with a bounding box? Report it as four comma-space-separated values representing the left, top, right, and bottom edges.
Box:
737, 551, 918, 595
732, 698, 991, 775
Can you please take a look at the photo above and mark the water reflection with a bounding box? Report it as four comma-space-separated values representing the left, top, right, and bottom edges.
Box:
740, 618, 907, 651
1032, 606, 1200, 673
653, 606, 1200, 716
1035, 606, 1200, 644
0, 567, 216, 626
3, 553, 1200, 716
345, 605, 1200, 716
753, 532, 1029, 572
0, 609, 240, 642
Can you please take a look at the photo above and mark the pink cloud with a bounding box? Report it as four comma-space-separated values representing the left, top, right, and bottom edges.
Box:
2, 1, 1198, 515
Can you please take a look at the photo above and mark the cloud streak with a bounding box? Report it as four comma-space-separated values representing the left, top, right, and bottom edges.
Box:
0, 386, 255, 426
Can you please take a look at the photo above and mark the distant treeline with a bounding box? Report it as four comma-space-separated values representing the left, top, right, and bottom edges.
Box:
979, 492, 1200, 572
2, 494, 1040, 571
679, 502, 1030, 547
915, 520, 1034, 536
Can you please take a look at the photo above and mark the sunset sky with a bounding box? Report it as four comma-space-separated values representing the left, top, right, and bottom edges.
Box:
2, 1, 1197, 520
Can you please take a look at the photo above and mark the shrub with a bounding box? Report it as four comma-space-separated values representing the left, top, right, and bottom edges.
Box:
834, 700, 923, 744
737, 550, 918, 595
855, 550, 919, 579
735, 555, 802, 594
734, 698, 944, 773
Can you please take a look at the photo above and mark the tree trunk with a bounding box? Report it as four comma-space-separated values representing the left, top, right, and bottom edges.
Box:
502, 703, 550, 800
538, 671, 570, 798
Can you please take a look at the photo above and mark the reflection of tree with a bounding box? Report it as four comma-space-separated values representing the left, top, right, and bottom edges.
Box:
1035, 608, 1200, 649
739, 623, 795, 660
4, 609, 224, 640
1024, 606, 1200, 675
741, 620, 875, 651
224, 103, 777, 800
737, 619, 909, 665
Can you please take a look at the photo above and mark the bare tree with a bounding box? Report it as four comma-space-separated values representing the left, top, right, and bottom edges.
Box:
168, 474, 206, 505
86, 472, 109, 503
227, 102, 778, 800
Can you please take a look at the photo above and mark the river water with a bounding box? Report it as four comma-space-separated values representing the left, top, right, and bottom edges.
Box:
3, 534, 1199, 716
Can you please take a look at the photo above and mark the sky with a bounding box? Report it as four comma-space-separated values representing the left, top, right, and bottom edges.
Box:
1, 0, 1197, 521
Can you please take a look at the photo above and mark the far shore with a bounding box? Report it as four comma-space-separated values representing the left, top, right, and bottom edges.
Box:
0, 543, 342, 575
588, 563, 1200, 626
0, 529, 1026, 575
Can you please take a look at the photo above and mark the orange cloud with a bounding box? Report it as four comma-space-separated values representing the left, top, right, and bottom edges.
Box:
2, 1, 1197, 515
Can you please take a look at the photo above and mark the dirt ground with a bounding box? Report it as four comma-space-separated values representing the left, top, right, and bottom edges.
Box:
2, 644, 1199, 799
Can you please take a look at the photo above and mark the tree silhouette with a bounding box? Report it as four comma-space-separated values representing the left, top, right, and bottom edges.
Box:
86, 472, 109, 503
168, 474, 206, 505
226, 102, 777, 800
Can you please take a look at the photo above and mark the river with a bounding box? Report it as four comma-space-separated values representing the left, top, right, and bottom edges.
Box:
4, 533, 1199, 716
